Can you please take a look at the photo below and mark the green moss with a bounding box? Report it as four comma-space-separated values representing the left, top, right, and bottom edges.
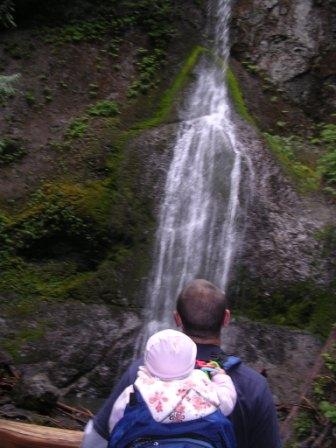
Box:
134, 45, 205, 129
0, 180, 116, 271
69, 239, 152, 307
104, 44, 206, 205
0, 257, 98, 325
264, 133, 320, 192
2, 326, 46, 361
231, 264, 336, 338
226, 67, 255, 125
318, 149, 336, 196
317, 225, 336, 259
231, 278, 336, 339
318, 123, 336, 146
0, 161, 155, 307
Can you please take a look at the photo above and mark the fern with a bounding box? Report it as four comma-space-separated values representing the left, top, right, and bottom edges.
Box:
0, 73, 20, 100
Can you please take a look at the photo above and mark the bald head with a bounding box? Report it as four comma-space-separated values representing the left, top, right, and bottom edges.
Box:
176, 279, 228, 339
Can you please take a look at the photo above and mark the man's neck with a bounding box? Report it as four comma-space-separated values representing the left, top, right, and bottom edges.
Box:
189, 335, 221, 346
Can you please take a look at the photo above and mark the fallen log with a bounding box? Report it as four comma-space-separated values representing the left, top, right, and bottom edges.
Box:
0, 418, 83, 448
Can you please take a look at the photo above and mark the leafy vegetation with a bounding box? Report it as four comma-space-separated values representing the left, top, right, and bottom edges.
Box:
24, 90, 36, 106
66, 117, 88, 139
0, 23, 204, 320
62, 100, 120, 141
127, 48, 166, 98
316, 123, 336, 197
88, 100, 120, 117
0, 0, 15, 28
43, 20, 113, 44
27, 0, 182, 108
287, 341, 336, 447
35, 0, 178, 48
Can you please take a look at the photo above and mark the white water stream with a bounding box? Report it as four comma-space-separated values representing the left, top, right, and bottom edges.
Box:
138, 0, 254, 348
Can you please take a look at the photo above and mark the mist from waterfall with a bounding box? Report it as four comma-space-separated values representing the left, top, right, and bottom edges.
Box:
138, 0, 254, 348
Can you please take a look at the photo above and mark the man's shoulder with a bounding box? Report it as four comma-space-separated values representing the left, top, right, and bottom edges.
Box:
211, 348, 268, 391
230, 361, 272, 404
232, 361, 267, 383
125, 358, 143, 377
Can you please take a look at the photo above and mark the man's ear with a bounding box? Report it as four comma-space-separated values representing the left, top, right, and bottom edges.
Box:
173, 310, 183, 327
223, 309, 231, 327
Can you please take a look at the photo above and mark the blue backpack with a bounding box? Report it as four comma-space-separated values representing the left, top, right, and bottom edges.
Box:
108, 356, 240, 448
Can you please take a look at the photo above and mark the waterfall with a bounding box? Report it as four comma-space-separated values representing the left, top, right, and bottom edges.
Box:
138, 0, 254, 348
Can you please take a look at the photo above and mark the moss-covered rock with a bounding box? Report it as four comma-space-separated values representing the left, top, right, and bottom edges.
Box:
229, 270, 336, 339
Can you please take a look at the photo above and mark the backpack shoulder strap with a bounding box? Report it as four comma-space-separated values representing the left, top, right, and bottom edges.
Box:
128, 384, 149, 409
108, 385, 153, 447
222, 355, 241, 371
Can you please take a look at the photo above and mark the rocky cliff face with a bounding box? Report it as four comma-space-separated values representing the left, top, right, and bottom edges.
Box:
230, 117, 335, 290
222, 0, 336, 328
231, 0, 336, 122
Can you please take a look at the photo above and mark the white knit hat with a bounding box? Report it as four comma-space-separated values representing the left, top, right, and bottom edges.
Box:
144, 329, 197, 380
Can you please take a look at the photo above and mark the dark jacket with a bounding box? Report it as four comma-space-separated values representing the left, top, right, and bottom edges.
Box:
93, 343, 282, 448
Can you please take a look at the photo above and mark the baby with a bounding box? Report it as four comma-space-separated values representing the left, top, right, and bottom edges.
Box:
108, 329, 237, 431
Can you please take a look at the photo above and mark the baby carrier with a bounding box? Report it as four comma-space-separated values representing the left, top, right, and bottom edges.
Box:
108, 356, 240, 448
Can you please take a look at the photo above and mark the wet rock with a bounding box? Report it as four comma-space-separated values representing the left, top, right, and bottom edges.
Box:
0, 296, 324, 413
0, 403, 36, 421
12, 372, 60, 413
0, 349, 13, 368
5, 301, 141, 399
229, 119, 336, 290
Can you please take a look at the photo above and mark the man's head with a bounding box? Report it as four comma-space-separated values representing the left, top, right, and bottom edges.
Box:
174, 279, 230, 341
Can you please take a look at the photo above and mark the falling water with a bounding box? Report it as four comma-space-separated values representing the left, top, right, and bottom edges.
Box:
138, 0, 254, 347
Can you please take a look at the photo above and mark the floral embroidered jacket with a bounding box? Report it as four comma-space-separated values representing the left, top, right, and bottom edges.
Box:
108, 365, 237, 433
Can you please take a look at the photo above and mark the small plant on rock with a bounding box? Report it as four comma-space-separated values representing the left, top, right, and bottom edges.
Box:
66, 118, 88, 139
88, 100, 120, 117
317, 123, 336, 197
0, 138, 26, 165
0, 73, 20, 103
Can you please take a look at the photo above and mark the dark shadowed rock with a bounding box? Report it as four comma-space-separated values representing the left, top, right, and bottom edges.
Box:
231, 0, 336, 120
222, 319, 322, 405
12, 372, 60, 413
